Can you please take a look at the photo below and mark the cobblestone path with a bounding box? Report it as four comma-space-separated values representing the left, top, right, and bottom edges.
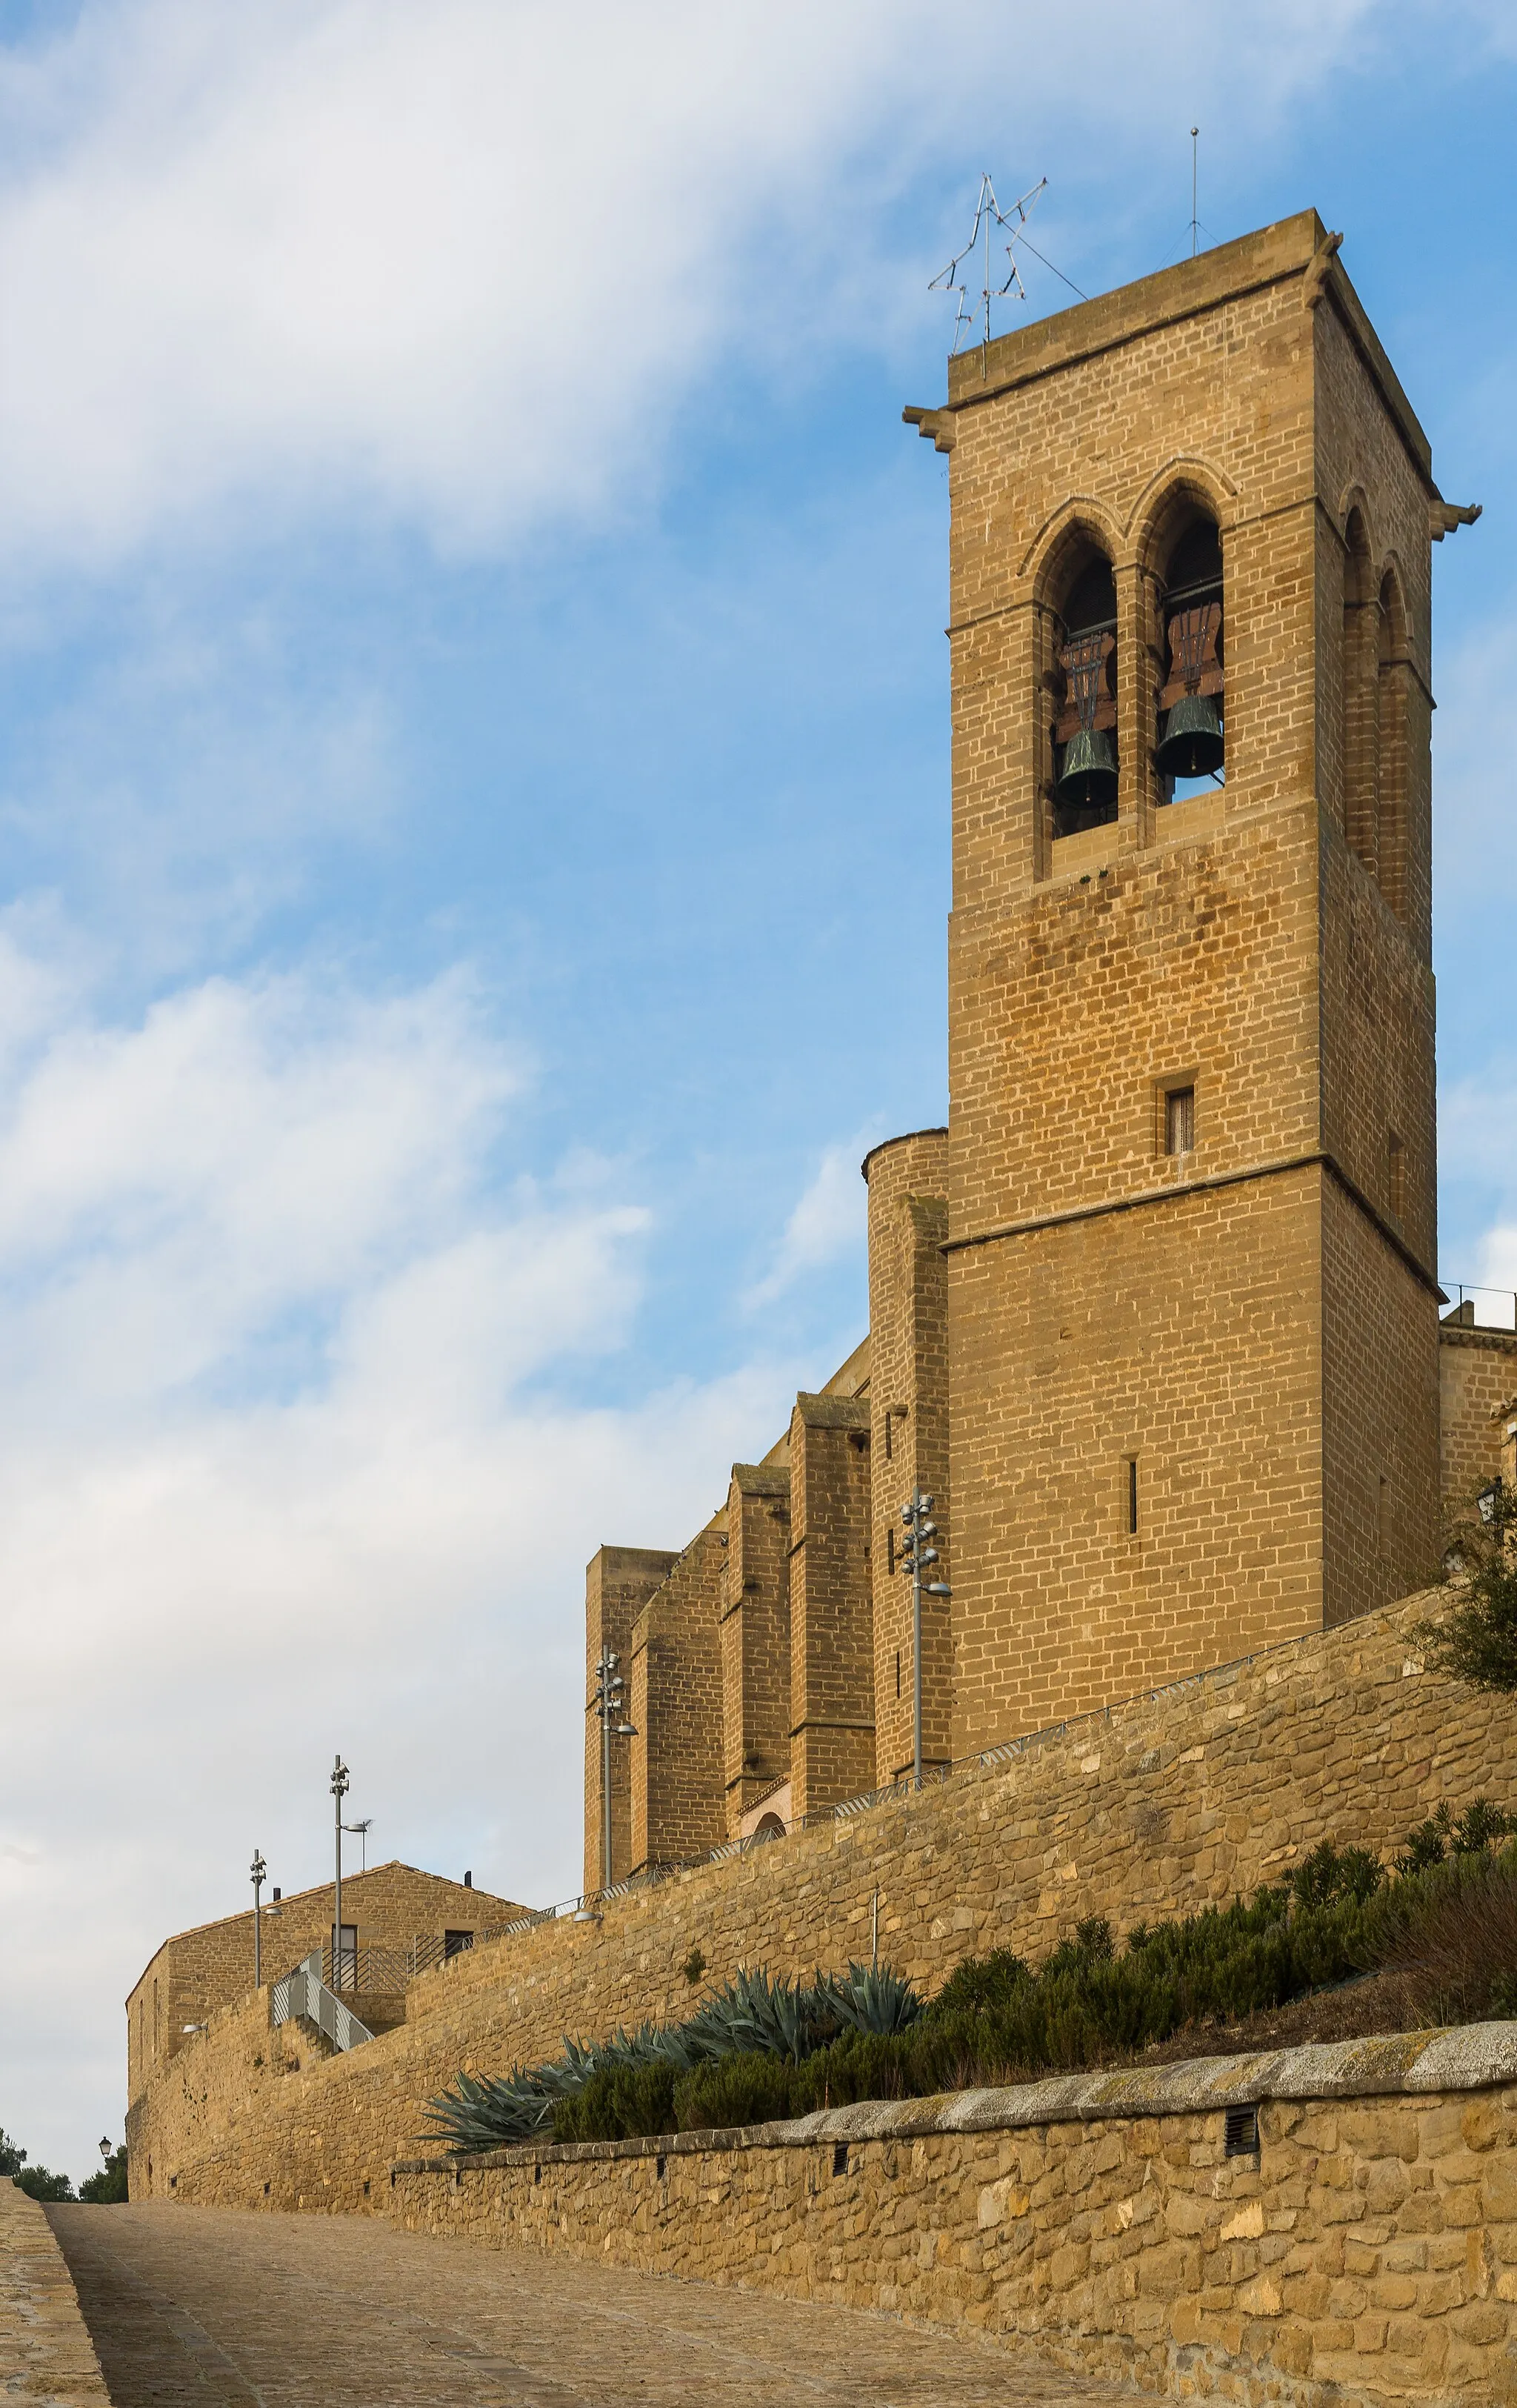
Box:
47, 2204, 1138, 2406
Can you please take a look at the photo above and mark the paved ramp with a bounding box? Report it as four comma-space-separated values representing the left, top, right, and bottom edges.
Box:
47, 2202, 1136, 2406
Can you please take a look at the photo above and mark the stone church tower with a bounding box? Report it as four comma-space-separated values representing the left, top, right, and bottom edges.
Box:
583, 210, 1494, 1891
921, 209, 1447, 1755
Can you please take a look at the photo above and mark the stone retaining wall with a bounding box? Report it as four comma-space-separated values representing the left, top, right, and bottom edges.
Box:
0, 2181, 110, 2405
130, 1593, 1517, 2217
391, 2028, 1517, 2408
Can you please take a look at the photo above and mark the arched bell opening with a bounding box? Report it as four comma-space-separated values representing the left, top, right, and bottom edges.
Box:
1376, 566, 1410, 922
1342, 506, 1378, 873
1049, 546, 1118, 839
751, 1812, 786, 1844
1155, 514, 1224, 802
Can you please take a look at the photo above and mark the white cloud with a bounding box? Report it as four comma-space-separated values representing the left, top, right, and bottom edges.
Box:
745, 1134, 870, 1308
0, 932, 819, 2178
0, 0, 1416, 569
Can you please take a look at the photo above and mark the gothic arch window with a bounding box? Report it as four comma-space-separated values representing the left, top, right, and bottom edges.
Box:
1155, 513, 1224, 802
1342, 506, 1378, 876
1049, 545, 1118, 838
1376, 567, 1410, 922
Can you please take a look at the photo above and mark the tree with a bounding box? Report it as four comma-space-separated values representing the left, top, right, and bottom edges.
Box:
0, 2124, 76, 2202
1415, 1494, 1517, 1693
79, 2147, 129, 2204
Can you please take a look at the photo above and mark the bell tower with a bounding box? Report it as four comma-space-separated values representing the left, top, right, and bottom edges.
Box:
907, 211, 1472, 1755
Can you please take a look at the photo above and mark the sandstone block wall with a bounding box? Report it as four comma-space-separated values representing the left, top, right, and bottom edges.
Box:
584, 1546, 675, 1892
629, 1523, 727, 1873
0, 2182, 110, 2407
391, 2032, 1517, 2408
721, 1465, 793, 1835
130, 1593, 1517, 2218
865, 1129, 951, 1785
787, 1393, 874, 1817
126, 1861, 524, 2109
1440, 1321, 1517, 1517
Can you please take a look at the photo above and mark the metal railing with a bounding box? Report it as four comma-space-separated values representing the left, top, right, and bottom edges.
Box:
270, 1953, 374, 2052
1441, 1282, 1517, 1332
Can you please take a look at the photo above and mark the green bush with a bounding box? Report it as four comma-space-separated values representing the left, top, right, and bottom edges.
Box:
673, 2053, 802, 2132
554, 2059, 678, 2143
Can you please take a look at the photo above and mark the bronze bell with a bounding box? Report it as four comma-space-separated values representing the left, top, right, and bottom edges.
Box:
1156, 691, 1224, 779
1056, 725, 1118, 809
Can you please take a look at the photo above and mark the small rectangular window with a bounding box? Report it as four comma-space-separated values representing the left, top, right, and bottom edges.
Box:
444, 1929, 474, 1960
1127, 1458, 1138, 1535
1388, 1131, 1406, 1225
1164, 1085, 1195, 1156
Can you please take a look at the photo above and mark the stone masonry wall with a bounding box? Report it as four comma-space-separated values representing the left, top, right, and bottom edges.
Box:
0, 2181, 110, 2406
788, 1392, 874, 1817
629, 1523, 727, 1872
721, 1464, 793, 1835
1440, 1325, 1517, 1517
865, 1129, 951, 1785
584, 1546, 676, 1892
130, 1592, 1517, 2221
390, 2029, 1517, 2408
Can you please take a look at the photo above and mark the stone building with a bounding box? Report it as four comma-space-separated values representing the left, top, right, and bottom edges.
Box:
126, 1862, 524, 2112
584, 210, 1510, 1889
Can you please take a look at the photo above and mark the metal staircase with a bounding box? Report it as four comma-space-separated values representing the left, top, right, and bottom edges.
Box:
270, 1952, 374, 2053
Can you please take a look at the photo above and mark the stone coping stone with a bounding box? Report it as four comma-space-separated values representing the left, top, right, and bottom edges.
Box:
0, 2178, 111, 2404
393, 2020, 1517, 2176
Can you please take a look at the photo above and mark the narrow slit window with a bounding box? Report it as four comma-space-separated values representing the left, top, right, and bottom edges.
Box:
1127, 1458, 1138, 1535
895, 1649, 901, 1698
1388, 1131, 1406, 1225
1165, 1085, 1195, 1157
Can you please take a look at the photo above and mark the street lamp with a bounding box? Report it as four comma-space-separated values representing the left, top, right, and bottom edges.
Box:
330, 1755, 350, 1992
341, 1817, 373, 1873
899, 1491, 952, 1790
250, 1849, 267, 1989
1478, 1476, 1506, 1538
589, 1647, 636, 1893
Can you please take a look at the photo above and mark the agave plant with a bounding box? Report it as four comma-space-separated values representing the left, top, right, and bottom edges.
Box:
817, 1960, 924, 2037
425, 1955, 921, 2150
683, 1966, 829, 2063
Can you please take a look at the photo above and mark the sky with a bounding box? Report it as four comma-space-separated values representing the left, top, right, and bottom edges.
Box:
0, 0, 1514, 2184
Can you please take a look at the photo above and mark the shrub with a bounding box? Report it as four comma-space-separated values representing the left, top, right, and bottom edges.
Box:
673, 2053, 802, 2132
554, 2059, 678, 2143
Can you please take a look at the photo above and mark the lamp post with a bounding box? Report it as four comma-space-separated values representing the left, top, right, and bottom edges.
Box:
250, 1849, 267, 1989
898, 1491, 952, 1790
590, 1647, 636, 1892
1478, 1476, 1506, 1544
330, 1755, 349, 1991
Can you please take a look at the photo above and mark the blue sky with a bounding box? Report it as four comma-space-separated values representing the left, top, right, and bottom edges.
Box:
0, 0, 1513, 2181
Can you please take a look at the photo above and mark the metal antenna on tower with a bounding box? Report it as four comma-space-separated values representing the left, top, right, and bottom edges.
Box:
1191, 127, 1200, 257
930, 173, 1049, 363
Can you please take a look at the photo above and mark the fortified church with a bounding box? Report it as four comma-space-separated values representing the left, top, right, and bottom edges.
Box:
584, 210, 1506, 1892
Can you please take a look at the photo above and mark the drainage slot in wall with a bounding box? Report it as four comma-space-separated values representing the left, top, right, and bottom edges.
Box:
1224, 2105, 1260, 2158
833, 2142, 849, 2177
656, 2155, 667, 2180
